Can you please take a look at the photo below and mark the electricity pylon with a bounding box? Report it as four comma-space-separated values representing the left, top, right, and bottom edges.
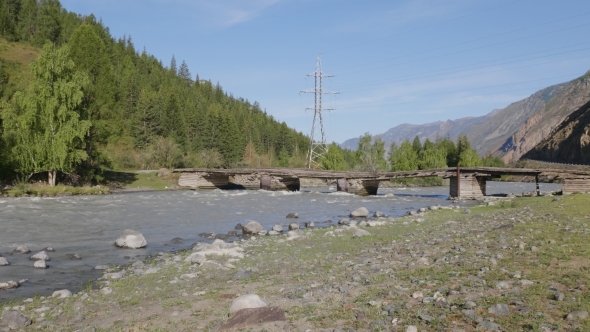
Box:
301, 54, 338, 169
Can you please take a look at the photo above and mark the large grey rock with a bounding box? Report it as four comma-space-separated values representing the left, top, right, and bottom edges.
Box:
350, 207, 369, 218
0, 257, 9, 266
229, 294, 268, 314
0, 280, 19, 290
30, 251, 50, 261
288, 222, 300, 230
338, 218, 350, 226
13, 245, 30, 254
34, 260, 47, 269
52, 289, 72, 299
114, 229, 147, 249
271, 224, 283, 232
242, 221, 264, 235
1, 311, 31, 329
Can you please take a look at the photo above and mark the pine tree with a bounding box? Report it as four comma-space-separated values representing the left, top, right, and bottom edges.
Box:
1, 42, 90, 186
170, 55, 177, 75
412, 135, 422, 153
178, 60, 192, 85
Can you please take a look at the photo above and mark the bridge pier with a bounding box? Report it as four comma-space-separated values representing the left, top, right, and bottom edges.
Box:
259, 175, 300, 192
347, 179, 380, 196
178, 172, 230, 189
563, 179, 590, 195
336, 178, 348, 192
450, 175, 486, 199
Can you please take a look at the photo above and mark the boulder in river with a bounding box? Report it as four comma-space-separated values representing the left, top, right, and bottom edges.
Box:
0, 280, 19, 290
114, 229, 147, 249
242, 221, 264, 235
288, 222, 300, 230
0, 257, 9, 266
373, 211, 386, 218
30, 251, 50, 261
272, 224, 283, 232
13, 245, 30, 254
286, 213, 299, 218
34, 260, 47, 269
350, 207, 369, 218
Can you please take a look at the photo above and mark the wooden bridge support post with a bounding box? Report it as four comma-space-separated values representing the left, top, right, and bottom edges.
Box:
347, 179, 380, 196
337, 178, 348, 192
535, 175, 540, 196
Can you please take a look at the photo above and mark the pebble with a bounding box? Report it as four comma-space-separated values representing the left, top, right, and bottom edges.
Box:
405, 326, 418, 332
555, 292, 565, 301
488, 304, 510, 316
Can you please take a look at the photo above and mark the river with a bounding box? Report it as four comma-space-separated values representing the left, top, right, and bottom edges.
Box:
0, 181, 561, 303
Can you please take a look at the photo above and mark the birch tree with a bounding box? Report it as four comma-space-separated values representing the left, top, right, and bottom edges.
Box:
2, 42, 90, 186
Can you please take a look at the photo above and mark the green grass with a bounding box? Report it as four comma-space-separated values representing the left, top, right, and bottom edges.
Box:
103, 170, 179, 190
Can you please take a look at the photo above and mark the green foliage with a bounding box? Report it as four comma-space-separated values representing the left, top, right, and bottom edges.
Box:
390, 140, 418, 171
355, 133, 387, 172
1, 42, 90, 186
320, 143, 347, 170
455, 135, 482, 167
411, 135, 422, 153
482, 155, 505, 167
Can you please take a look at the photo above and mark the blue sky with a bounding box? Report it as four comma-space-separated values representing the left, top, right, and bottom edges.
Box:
60, 0, 590, 144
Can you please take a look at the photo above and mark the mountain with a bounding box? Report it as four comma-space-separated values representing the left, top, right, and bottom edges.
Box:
522, 98, 590, 165
341, 71, 590, 164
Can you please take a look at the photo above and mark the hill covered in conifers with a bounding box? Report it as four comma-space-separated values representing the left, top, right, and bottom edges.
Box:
0, 0, 310, 183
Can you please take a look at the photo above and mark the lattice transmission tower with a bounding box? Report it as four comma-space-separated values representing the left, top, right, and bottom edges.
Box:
301, 54, 338, 169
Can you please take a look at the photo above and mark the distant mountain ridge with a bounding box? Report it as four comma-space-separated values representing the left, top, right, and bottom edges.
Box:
340, 70, 590, 164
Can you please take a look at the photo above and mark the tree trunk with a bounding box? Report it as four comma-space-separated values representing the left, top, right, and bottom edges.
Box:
48, 170, 56, 187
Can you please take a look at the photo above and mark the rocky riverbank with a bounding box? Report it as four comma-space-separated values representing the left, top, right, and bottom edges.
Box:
2, 194, 590, 331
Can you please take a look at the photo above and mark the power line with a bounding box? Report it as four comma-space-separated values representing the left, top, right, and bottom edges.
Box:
331, 10, 590, 74
322, 0, 526, 54
334, 47, 590, 92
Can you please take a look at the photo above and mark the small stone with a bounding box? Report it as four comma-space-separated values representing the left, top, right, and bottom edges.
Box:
373, 211, 386, 218
304, 221, 315, 228
286, 213, 299, 218
463, 208, 471, 214
52, 289, 72, 298
412, 291, 423, 299
350, 207, 369, 218
0, 257, 9, 266
405, 326, 418, 332
478, 320, 502, 331
352, 229, 371, 238
45, 247, 55, 252
496, 281, 510, 289
566, 310, 588, 321
488, 304, 510, 316
531, 246, 539, 252
464, 301, 477, 309
555, 292, 565, 301
338, 218, 350, 225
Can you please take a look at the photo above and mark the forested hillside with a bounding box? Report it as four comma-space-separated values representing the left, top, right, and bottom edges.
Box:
0, 0, 309, 184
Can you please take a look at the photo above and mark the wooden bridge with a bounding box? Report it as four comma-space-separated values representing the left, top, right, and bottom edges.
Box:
173, 166, 590, 198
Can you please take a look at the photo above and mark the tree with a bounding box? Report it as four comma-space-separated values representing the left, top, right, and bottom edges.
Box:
1, 42, 90, 186
355, 133, 386, 172
390, 140, 418, 171
320, 143, 347, 171
170, 55, 177, 75
455, 135, 482, 167
178, 60, 192, 85
412, 135, 422, 153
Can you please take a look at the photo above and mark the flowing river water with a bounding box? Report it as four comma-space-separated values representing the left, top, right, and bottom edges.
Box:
0, 181, 562, 303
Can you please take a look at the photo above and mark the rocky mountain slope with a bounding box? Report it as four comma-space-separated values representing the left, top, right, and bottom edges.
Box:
341, 71, 590, 164
522, 99, 590, 165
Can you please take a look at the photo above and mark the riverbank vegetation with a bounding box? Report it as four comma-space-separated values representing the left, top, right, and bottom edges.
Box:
2, 193, 588, 331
